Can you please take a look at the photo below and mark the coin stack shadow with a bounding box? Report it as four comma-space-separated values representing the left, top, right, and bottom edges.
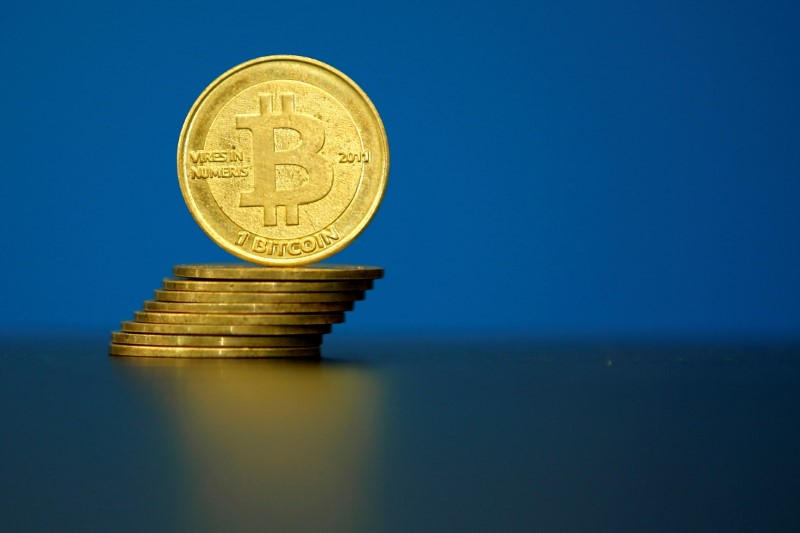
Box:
110, 264, 383, 358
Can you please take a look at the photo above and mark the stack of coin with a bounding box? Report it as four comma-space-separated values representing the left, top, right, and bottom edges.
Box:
110, 264, 382, 358
111, 56, 389, 358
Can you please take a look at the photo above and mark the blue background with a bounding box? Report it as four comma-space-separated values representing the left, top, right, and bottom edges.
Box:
1, 0, 798, 339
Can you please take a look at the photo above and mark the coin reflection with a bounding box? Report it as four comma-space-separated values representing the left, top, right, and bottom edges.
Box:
113, 358, 380, 531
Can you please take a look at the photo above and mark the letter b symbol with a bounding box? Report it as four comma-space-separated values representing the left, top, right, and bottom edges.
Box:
237, 93, 332, 226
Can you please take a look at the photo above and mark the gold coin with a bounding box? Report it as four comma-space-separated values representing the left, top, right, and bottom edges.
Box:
134, 311, 344, 325
110, 343, 320, 358
121, 321, 332, 336
163, 278, 373, 292
112, 332, 321, 348
155, 289, 363, 303
177, 56, 389, 266
173, 263, 383, 281
144, 300, 353, 314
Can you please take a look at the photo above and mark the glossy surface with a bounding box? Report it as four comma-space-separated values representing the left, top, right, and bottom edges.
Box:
2, 335, 799, 531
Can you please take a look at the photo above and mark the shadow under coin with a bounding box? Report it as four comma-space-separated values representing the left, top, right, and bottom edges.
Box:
111, 357, 382, 532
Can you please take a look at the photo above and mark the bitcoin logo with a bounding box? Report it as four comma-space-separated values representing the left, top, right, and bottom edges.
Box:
178, 56, 388, 266
236, 93, 332, 226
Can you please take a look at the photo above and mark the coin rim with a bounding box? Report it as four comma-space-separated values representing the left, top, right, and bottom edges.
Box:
177, 55, 389, 266
172, 263, 383, 280
143, 300, 354, 314
134, 310, 345, 325
120, 321, 332, 335
153, 289, 364, 303
111, 331, 322, 347
109, 343, 321, 358
162, 277, 373, 292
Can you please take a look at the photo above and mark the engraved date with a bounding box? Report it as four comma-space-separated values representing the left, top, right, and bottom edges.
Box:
339, 150, 370, 163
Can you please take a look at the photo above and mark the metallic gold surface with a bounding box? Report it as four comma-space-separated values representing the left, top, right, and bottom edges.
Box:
110, 343, 320, 358
112, 332, 322, 347
177, 56, 389, 266
120, 321, 332, 336
163, 278, 373, 292
144, 300, 353, 314
154, 289, 363, 303
134, 311, 344, 325
173, 263, 383, 280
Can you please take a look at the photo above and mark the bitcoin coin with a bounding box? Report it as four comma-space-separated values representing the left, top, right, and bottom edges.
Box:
144, 300, 353, 314
134, 311, 345, 325
177, 56, 389, 266
163, 278, 373, 292
154, 289, 363, 303
121, 321, 332, 336
110, 343, 320, 358
173, 263, 383, 281
112, 332, 321, 347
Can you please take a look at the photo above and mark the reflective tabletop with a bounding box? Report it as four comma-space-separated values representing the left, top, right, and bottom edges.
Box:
1, 334, 799, 531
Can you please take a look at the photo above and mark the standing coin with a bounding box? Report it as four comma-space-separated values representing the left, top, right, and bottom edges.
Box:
177, 56, 389, 266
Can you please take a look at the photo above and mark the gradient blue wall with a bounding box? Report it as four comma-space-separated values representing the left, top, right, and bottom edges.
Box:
2, 0, 798, 338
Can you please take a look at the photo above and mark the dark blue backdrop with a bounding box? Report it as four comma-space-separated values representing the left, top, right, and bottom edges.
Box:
2, 0, 798, 338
